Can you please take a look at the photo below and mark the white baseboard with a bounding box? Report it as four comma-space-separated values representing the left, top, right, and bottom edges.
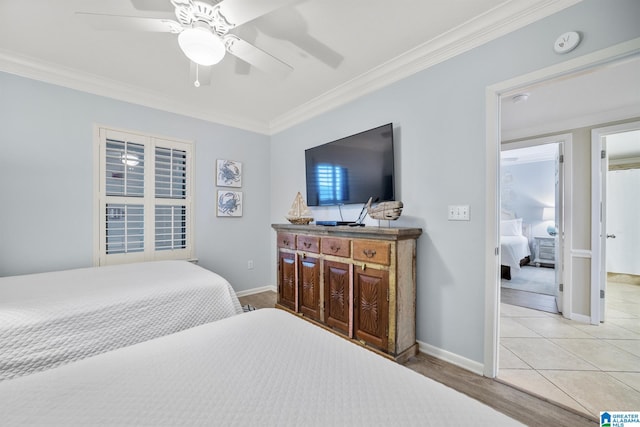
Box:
235, 285, 277, 298
567, 312, 591, 324
417, 340, 484, 376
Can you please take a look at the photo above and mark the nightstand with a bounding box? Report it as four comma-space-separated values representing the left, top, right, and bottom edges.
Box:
533, 236, 555, 267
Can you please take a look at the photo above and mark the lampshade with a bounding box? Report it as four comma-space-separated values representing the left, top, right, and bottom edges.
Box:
542, 207, 554, 221
178, 25, 226, 66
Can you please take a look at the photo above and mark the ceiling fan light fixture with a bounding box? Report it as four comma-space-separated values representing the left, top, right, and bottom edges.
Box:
178, 24, 225, 66
121, 153, 140, 167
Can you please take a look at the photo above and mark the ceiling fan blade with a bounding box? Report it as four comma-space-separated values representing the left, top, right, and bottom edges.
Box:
224, 35, 292, 77
189, 62, 213, 86
233, 26, 257, 75
217, 0, 298, 27
130, 0, 176, 12
253, 8, 343, 69
76, 12, 182, 33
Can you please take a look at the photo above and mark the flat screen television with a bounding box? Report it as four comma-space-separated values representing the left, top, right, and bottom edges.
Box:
305, 123, 395, 207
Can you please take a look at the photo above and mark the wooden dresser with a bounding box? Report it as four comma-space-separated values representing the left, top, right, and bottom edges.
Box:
272, 224, 422, 362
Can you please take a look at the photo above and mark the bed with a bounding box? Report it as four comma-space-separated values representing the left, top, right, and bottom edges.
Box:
0, 260, 242, 382
500, 211, 531, 280
0, 308, 523, 426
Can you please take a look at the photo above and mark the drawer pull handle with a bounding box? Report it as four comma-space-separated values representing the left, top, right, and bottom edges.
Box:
303, 242, 312, 249
282, 239, 290, 246
362, 249, 377, 258
330, 245, 340, 253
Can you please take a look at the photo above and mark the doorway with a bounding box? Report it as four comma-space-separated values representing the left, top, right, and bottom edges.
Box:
500, 140, 564, 314
483, 43, 640, 380
591, 124, 640, 324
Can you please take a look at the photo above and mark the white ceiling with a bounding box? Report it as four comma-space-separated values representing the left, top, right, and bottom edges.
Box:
607, 130, 640, 160
500, 54, 640, 160
0, 0, 582, 134
501, 55, 640, 144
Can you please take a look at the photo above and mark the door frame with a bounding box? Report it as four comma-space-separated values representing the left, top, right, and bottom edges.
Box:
483, 38, 640, 378
591, 120, 640, 324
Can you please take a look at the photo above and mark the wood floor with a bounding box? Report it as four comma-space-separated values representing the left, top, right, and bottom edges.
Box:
239, 291, 597, 427
500, 287, 559, 313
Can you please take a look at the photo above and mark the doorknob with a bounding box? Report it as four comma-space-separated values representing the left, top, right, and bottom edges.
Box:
607, 234, 616, 239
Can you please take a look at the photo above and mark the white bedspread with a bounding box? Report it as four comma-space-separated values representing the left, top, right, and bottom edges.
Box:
501, 235, 531, 270
0, 260, 242, 381
0, 308, 523, 426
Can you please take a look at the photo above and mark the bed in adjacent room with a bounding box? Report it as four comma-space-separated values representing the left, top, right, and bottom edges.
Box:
0, 260, 242, 381
0, 308, 523, 426
500, 211, 531, 280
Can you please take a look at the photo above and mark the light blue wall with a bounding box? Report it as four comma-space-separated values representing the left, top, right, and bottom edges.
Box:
501, 160, 556, 240
270, 0, 640, 363
0, 73, 273, 293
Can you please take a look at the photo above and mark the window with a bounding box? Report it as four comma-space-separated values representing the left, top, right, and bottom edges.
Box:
316, 164, 348, 205
95, 128, 193, 265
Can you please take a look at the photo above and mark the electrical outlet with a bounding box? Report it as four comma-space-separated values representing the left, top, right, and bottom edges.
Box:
448, 205, 470, 221
247, 260, 254, 270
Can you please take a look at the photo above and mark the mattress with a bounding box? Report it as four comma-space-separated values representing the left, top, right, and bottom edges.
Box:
0, 260, 242, 381
500, 235, 531, 271
0, 308, 523, 426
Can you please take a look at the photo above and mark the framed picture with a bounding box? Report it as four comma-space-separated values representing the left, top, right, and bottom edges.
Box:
216, 159, 242, 187
217, 190, 243, 217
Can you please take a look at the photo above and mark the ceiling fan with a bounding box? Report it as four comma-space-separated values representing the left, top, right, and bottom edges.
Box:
77, 0, 297, 85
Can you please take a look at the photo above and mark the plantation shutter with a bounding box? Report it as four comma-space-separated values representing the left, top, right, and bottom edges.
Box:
104, 139, 145, 254
97, 128, 193, 265
155, 147, 187, 251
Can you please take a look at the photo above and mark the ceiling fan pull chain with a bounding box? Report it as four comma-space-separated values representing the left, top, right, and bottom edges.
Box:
194, 63, 200, 87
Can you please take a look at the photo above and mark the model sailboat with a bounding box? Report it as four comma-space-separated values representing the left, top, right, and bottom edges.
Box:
286, 192, 314, 224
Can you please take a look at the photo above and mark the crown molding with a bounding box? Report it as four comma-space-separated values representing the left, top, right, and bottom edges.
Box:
268, 0, 582, 134
0, 50, 270, 135
0, 0, 581, 136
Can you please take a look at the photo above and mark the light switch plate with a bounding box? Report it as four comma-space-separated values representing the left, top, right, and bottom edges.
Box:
448, 205, 470, 221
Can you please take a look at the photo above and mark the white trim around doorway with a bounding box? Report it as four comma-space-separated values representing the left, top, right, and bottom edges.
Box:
483, 37, 640, 378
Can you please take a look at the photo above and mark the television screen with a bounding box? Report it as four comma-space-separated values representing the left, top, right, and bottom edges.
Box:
305, 123, 395, 206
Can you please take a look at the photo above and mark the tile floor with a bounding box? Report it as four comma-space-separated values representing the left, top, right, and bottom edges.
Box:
498, 275, 640, 419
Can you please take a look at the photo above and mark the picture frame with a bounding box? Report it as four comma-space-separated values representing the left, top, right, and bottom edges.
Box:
216, 159, 242, 187
217, 190, 243, 217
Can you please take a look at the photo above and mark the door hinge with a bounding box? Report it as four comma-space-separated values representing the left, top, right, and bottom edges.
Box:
559, 154, 564, 163
558, 283, 563, 292
601, 150, 606, 159
600, 289, 605, 299
495, 247, 499, 256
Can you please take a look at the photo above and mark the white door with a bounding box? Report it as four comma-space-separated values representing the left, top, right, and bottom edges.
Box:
600, 140, 608, 323
555, 143, 564, 311
607, 167, 640, 275
591, 122, 640, 324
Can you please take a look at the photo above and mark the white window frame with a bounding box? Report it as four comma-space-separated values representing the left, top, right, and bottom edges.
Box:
93, 125, 194, 266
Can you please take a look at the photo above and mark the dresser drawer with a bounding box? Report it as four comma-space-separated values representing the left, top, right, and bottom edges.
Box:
277, 233, 296, 249
539, 248, 555, 260
296, 235, 320, 253
321, 237, 351, 257
353, 240, 390, 265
